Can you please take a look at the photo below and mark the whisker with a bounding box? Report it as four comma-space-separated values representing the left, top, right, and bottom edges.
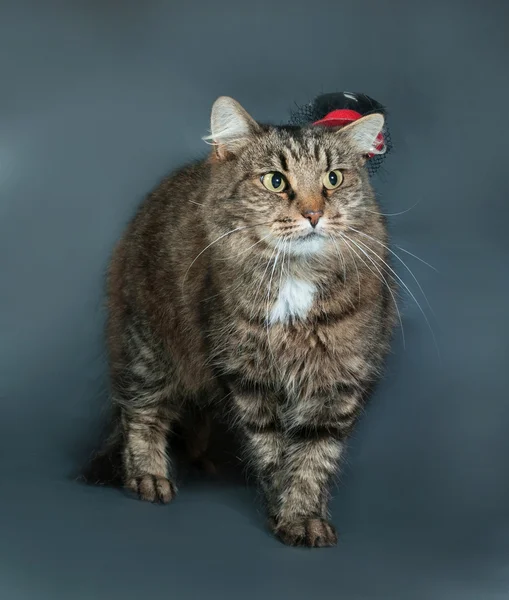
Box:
328, 235, 347, 287
364, 198, 422, 217
266, 242, 284, 376
248, 250, 273, 321
251, 243, 280, 320
203, 240, 272, 304
266, 242, 282, 326
182, 221, 270, 292
278, 239, 290, 299
394, 245, 438, 273
340, 234, 405, 349
344, 233, 440, 357
339, 236, 361, 302
219, 233, 272, 261
348, 227, 436, 316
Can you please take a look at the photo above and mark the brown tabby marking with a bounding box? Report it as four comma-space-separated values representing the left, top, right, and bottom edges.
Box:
86, 97, 396, 547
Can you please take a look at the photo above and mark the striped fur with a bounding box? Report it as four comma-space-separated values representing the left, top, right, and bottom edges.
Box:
85, 97, 396, 547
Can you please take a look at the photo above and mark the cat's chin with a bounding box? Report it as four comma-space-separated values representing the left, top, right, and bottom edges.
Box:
287, 234, 326, 257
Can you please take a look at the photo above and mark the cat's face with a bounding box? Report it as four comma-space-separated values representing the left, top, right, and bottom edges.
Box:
205, 97, 385, 259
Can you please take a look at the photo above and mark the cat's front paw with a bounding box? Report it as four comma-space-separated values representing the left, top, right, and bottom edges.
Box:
126, 475, 176, 504
273, 517, 338, 548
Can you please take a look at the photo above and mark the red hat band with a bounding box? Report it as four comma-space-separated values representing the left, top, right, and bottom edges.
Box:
313, 109, 385, 157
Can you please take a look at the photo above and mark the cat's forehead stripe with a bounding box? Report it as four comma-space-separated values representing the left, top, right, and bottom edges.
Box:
270, 128, 339, 168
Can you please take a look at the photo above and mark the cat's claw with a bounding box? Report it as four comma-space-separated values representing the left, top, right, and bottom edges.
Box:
273, 517, 338, 548
126, 475, 176, 504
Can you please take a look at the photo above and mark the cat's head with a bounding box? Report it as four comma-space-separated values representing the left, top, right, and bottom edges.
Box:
204, 96, 385, 259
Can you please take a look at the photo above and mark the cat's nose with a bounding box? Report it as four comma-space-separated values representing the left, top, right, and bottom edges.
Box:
302, 210, 323, 228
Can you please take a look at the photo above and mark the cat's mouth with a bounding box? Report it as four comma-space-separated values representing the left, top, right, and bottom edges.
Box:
264, 220, 333, 256
295, 230, 320, 242
294, 222, 333, 240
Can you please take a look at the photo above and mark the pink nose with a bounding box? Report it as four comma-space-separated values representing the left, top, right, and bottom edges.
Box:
302, 210, 323, 228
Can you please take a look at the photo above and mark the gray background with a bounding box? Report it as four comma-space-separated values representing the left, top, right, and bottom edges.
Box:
1, 0, 508, 598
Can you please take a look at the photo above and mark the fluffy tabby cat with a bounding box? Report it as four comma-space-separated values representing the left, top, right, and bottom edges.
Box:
86, 96, 396, 547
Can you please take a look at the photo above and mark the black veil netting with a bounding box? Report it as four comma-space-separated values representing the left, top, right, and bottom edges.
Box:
288, 91, 392, 176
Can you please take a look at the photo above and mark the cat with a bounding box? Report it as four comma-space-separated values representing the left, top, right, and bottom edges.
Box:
85, 96, 396, 547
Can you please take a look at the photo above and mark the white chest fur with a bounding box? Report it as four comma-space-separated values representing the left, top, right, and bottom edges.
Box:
269, 277, 316, 325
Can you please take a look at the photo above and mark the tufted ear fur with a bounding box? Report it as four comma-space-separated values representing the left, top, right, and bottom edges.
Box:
339, 113, 385, 155
204, 96, 261, 160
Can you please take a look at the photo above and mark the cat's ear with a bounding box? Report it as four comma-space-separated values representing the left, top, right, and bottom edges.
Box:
204, 96, 260, 160
339, 113, 385, 156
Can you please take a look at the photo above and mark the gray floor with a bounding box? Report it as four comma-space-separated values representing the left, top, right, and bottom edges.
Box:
1, 1, 509, 598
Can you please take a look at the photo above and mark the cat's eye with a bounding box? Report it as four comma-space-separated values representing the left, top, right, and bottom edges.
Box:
261, 172, 286, 193
323, 169, 344, 190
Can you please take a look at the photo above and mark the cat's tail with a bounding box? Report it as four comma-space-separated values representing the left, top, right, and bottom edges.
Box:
81, 410, 124, 486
